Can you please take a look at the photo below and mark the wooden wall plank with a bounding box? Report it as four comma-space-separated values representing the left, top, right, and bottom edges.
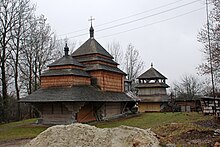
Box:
41, 76, 90, 88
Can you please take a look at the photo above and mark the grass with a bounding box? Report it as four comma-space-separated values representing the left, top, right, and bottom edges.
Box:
95, 112, 211, 129
0, 119, 48, 142
0, 112, 215, 146
94, 112, 215, 146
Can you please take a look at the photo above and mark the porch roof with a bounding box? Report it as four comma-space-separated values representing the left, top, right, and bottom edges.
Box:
20, 85, 136, 103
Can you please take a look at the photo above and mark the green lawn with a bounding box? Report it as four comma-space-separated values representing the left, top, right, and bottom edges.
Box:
0, 112, 215, 145
95, 112, 215, 146
95, 112, 211, 129
0, 119, 48, 142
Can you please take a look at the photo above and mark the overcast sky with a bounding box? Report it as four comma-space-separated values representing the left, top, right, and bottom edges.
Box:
31, 0, 208, 86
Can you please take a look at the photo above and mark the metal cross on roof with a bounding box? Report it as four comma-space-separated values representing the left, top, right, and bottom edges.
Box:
88, 16, 95, 26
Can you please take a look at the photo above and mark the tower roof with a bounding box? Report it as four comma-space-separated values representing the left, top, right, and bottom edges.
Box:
137, 65, 167, 79
72, 20, 113, 58
72, 24, 124, 75
72, 38, 113, 58
49, 43, 85, 68
75, 56, 118, 65
48, 56, 85, 68
85, 64, 126, 75
41, 68, 90, 77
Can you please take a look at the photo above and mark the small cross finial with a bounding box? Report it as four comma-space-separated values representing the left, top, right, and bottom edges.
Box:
151, 63, 153, 68
88, 16, 95, 26
88, 16, 95, 38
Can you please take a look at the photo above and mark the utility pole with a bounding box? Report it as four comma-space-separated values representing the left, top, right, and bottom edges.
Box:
205, 0, 216, 114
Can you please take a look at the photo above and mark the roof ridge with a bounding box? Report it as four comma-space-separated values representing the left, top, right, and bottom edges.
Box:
137, 66, 167, 79
72, 38, 113, 58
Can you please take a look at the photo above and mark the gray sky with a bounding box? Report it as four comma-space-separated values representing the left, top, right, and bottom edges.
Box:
32, 0, 207, 86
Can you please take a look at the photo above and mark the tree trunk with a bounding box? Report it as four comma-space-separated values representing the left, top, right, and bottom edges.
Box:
34, 58, 37, 91
15, 38, 20, 120
1, 35, 8, 122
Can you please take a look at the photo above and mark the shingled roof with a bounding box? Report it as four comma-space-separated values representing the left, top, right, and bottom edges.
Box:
41, 68, 90, 77
137, 65, 167, 79
135, 83, 169, 88
72, 38, 113, 58
48, 55, 84, 68
85, 64, 126, 75
20, 85, 136, 102
76, 56, 118, 65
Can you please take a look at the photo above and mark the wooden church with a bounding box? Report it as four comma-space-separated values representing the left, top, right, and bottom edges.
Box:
20, 24, 136, 124
136, 64, 169, 112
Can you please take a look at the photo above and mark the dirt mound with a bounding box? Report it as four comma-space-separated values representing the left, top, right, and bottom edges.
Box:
176, 130, 213, 145
195, 119, 220, 129
24, 123, 159, 147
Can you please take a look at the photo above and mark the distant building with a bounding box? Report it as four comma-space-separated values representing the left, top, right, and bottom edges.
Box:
175, 95, 201, 112
135, 64, 169, 112
20, 24, 136, 124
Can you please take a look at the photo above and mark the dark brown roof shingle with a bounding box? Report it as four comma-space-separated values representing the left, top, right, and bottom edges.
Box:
135, 83, 169, 88
85, 64, 126, 75
72, 38, 113, 58
41, 68, 90, 77
19, 85, 136, 102
76, 56, 118, 65
48, 56, 84, 67
137, 67, 167, 79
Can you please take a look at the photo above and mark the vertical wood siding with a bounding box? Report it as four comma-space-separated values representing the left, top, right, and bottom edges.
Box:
41, 76, 91, 88
89, 71, 124, 92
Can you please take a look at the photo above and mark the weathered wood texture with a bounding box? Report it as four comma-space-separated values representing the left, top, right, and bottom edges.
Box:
41, 114, 73, 124
105, 103, 122, 118
138, 88, 166, 95
37, 103, 73, 124
35, 101, 129, 124
89, 71, 124, 92
41, 76, 90, 88
77, 103, 96, 123
138, 103, 161, 112
49, 65, 84, 70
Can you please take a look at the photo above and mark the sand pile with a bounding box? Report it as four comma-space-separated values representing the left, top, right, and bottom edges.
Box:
24, 123, 160, 147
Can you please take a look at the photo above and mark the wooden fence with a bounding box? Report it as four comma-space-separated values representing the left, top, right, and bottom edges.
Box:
200, 97, 220, 117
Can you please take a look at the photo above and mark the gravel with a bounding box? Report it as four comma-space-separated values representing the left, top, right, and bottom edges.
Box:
24, 123, 160, 147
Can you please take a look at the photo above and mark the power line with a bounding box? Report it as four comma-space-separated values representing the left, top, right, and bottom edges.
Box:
58, 0, 199, 37
66, 6, 204, 40
90, 0, 186, 27
95, 0, 202, 33
97, 7, 204, 39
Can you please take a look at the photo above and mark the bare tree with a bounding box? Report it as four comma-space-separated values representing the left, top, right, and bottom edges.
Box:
0, 0, 26, 121
107, 41, 123, 66
0, 0, 59, 122
173, 75, 202, 100
124, 43, 144, 82
20, 15, 56, 94
8, 0, 35, 120
197, 0, 220, 86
